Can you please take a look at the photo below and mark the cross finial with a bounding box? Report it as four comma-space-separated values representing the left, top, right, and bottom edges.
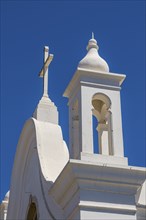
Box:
39, 46, 54, 98
92, 32, 94, 39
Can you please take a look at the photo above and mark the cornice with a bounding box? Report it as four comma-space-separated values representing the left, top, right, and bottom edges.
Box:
63, 68, 126, 98
49, 159, 146, 204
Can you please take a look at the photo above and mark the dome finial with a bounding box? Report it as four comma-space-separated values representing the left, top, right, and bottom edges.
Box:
78, 35, 109, 72
87, 34, 98, 51
92, 32, 94, 39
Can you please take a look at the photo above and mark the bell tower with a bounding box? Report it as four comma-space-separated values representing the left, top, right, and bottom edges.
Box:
64, 35, 128, 166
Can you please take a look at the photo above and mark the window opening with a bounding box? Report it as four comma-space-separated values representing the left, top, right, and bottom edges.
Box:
92, 93, 113, 156
27, 202, 38, 220
92, 115, 99, 154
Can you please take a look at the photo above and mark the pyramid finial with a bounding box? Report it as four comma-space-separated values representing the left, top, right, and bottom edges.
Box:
92, 32, 94, 39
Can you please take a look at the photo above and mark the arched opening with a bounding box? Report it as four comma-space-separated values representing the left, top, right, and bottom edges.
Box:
92, 114, 99, 154
26, 202, 38, 220
92, 93, 113, 155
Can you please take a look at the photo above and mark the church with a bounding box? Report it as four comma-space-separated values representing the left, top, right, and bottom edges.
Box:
1, 36, 146, 220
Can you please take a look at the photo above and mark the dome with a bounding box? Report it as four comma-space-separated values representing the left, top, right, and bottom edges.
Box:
78, 36, 109, 72
4, 191, 10, 200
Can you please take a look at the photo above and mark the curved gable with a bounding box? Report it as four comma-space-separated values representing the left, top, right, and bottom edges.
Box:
7, 118, 69, 219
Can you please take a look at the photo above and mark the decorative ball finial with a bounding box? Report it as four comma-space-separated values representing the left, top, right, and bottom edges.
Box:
87, 34, 98, 51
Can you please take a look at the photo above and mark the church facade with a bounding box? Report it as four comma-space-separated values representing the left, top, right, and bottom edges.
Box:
1, 36, 146, 220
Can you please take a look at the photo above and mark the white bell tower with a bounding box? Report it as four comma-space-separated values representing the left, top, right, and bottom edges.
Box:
64, 35, 128, 166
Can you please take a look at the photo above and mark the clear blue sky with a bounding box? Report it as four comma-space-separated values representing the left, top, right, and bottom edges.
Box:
1, 1, 145, 202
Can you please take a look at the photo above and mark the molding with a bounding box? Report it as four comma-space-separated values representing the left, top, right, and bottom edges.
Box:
80, 81, 121, 91
136, 204, 146, 209
50, 159, 146, 194
49, 159, 145, 219
79, 201, 136, 215
63, 68, 125, 98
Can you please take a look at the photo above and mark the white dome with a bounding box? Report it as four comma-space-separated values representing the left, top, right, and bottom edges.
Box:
4, 191, 10, 200
78, 37, 109, 72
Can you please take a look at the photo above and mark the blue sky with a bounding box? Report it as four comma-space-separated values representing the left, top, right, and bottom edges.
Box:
1, 1, 145, 201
